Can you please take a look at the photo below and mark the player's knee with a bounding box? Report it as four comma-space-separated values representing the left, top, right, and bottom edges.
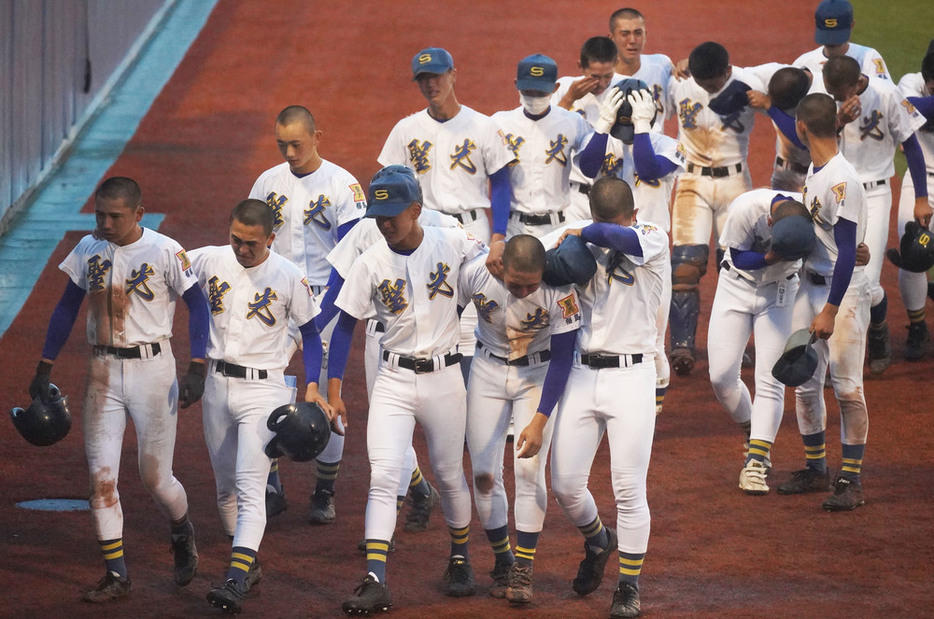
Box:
671, 244, 709, 291
88, 471, 119, 509
474, 472, 495, 494
550, 475, 582, 507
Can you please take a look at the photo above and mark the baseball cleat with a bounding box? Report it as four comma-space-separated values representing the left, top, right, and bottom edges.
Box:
776, 467, 832, 494
307, 488, 336, 525
670, 348, 695, 376
404, 482, 440, 533
171, 527, 199, 586
342, 574, 393, 615
244, 558, 262, 591
867, 323, 891, 375
207, 579, 247, 614
573, 528, 617, 596
265, 483, 288, 518
82, 571, 131, 603
904, 322, 930, 361
505, 563, 534, 604
443, 556, 477, 597
739, 460, 770, 495
610, 582, 642, 618
822, 476, 865, 511
488, 559, 513, 598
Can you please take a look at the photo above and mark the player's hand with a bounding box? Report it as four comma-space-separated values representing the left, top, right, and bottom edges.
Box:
746, 90, 771, 110
326, 378, 348, 434
673, 58, 690, 80
855, 242, 871, 267
554, 227, 583, 248
628, 89, 656, 134
838, 95, 861, 126
811, 304, 838, 340
560, 75, 600, 109
914, 196, 933, 228
595, 87, 624, 134
305, 385, 341, 435
486, 235, 506, 280
178, 360, 206, 409
29, 360, 53, 404
762, 249, 781, 265
515, 413, 548, 459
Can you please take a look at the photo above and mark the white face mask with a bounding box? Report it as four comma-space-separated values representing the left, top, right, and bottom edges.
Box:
519, 92, 551, 115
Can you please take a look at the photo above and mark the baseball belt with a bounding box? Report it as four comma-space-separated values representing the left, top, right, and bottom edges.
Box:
579, 352, 643, 368
476, 341, 551, 366
805, 271, 829, 286
571, 182, 591, 196
775, 157, 809, 175
214, 360, 268, 380
93, 342, 161, 359
862, 179, 887, 191
510, 211, 566, 226
721, 261, 796, 284
453, 209, 481, 224
686, 162, 743, 177
382, 350, 462, 374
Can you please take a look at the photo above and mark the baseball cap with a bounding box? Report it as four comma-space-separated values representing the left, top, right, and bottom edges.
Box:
772, 329, 819, 387
365, 166, 422, 218
516, 54, 558, 93
814, 0, 853, 46
412, 47, 454, 79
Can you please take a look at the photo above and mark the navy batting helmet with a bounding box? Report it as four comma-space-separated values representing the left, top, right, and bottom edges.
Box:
543, 234, 598, 287
264, 401, 331, 462
366, 165, 422, 218
610, 78, 655, 144
772, 329, 819, 387
10, 384, 72, 447
771, 214, 817, 261
886, 221, 934, 273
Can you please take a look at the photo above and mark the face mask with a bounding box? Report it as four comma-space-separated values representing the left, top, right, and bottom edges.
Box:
519, 93, 551, 115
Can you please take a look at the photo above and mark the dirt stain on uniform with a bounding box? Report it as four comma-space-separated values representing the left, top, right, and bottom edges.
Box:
90, 466, 118, 509
475, 473, 494, 494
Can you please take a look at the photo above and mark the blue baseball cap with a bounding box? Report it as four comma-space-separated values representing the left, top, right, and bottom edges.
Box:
366, 166, 422, 217
516, 54, 558, 93
412, 48, 454, 79
814, 0, 853, 46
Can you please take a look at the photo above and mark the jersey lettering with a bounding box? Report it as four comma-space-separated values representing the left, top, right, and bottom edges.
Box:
720, 111, 745, 133
606, 251, 635, 286
679, 98, 703, 129
520, 308, 549, 331
86, 255, 113, 292
427, 262, 454, 300
602, 153, 624, 176
634, 173, 660, 188
503, 133, 525, 163
557, 294, 579, 320
304, 195, 333, 230
809, 195, 833, 231
859, 110, 884, 141
471, 293, 500, 323
450, 139, 478, 174
208, 276, 231, 315
652, 84, 664, 114
378, 278, 408, 314
407, 139, 433, 173
246, 287, 278, 326
264, 192, 288, 230
126, 263, 156, 301
545, 134, 569, 166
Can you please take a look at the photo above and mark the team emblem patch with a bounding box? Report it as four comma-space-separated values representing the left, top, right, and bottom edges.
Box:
126, 263, 156, 301
638, 223, 658, 235
557, 294, 579, 320
247, 287, 278, 326
349, 183, 366, 202
301, 277, 313, 297
175, 250, 191, 271
831, 182, 847, 204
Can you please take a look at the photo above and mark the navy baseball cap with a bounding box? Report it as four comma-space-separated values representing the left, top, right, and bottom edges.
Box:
366, 166, 422, 217
814, 0, 853, 46
516, 54, 558, 93
412, 48, 454, 79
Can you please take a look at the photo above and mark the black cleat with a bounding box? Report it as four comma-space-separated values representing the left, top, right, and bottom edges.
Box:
342, 574, 393, 615
610, 582, 642, 618
265, 484, 288, 518
404, 482, 441, 533
443, 556, 477, 597
572, 528, 617, 596
82, 571, 131, 603
171, 527, 199, 586
776, 468, 832, 495
904, 322, 930, 361
207, 579, 247, 614
822, 476, 865, 511
308, 488, 336, 525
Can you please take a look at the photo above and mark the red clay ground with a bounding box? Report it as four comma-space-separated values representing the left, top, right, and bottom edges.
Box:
2, 2, 932, 617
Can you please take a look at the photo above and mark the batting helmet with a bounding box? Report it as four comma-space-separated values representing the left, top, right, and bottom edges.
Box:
543, 234, 598, 287
10, 384, 72, 447
264, 401, 331, 462
770, 214, 817, 261
886, 221, 934, 273
610, 78, 655, 144
366, 165, 422, 218
771, 329, 819, 387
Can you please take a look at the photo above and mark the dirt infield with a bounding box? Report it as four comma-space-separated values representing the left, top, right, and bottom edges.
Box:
2, 1, 932, 617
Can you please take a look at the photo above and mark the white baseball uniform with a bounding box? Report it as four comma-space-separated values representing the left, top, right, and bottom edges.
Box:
190, 245, 319, 551
795, 43, 891, 95
708, 189, 802, 444
628, 53, 675, 129
458, 252, 581, 534
335, 226, 484, 543
491, 105, 592, 237
550, 220, 669, 557
59, 227, 197, 541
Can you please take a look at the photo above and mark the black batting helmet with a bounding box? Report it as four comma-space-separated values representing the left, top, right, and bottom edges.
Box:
10, 384, 72, 446
610, 78, 655, 144
264, 401, 331, 462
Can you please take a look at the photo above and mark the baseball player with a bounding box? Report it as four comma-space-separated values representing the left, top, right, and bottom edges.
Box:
549, 176, 670, 618
492, 54, 592, 238
895, 42, 934, 360
665, 41, 766, 376
190, 199, 330, 614
821, 55, 930, 374
28, 176, 209, 602
248, 105, 366, 524
776, 93, 870, 510
459, 235, 580, 604
578, 82, 685, 413
328, 167, 485, 615
707, 189, 810, 495
552, 36, 623, 222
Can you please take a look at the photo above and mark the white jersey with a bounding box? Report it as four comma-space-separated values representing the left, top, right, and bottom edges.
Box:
898, 72, 934, 173
719, 188, 804, 285
189, 245, 319, 370
249, 160, 366, 285
667, 66, 765, 167
596, 131, 685, 231
628, 53, 675, 128
575, 220, 670, 354
378, 105, 515, 215
491, 105, 591, 215
335, 226, 485, 357
837, 76, 926, 183
802, 153, 867, 276
59, 227, 196, 347
457, 254, 581, 360
795, 43, 891, 94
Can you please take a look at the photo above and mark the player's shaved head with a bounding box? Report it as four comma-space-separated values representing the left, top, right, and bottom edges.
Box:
276, 105, 316, 133
502, 234, 546, 273
768, 68, 811, 112
823, 55, 861, 91
689, 42, 729, 80
921, 40, 934, 82
771, 199, 810, 222
796, 93, 838, 138
232, 198, 275, 235
609, 7, 644, 29
96, 176, 141, 208
589, 176, 635, 221
580, 36, 618, 68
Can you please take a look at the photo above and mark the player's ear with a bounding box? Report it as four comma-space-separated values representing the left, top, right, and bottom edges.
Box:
134, 205, 145, 222
266, 231, 276, 248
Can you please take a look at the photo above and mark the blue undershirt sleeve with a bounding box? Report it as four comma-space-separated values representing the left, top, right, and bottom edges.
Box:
489, 167, 511, 236
535, 329, 577, 417
579, 133, 609, 178
314, 268, 344, 330
767, 106, 807, 150
632, 133, 678, 180
907, 95, 934, 120
828, 218, 857, 307
902, 134, 928, 199
580, 222, 643, 258
337, 218, 358, 241
299, 319, 324, 386
41, 280, 86, 361
181, 284, 209, 360
327, 311, 358, 382
729, 247, 768, 270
